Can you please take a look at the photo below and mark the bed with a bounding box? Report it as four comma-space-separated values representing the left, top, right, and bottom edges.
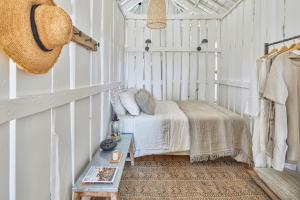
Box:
118, 100, 252, 165
119, 101, 190, 157
178, 101, 252, 165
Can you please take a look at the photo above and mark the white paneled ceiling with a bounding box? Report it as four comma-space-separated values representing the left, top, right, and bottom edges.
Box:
118, 0, 239, 17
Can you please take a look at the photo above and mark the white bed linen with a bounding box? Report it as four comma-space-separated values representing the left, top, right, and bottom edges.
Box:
119, 101, 190, 157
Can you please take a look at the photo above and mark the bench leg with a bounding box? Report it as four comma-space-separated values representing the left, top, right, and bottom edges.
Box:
73, 192, 81, 200
129, 141, 135, 166
110, 192, 120, 200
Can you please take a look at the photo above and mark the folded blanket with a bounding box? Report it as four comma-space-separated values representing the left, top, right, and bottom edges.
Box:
178, 101, 253, 165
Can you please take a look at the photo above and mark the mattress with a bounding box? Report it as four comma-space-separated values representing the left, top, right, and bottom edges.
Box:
119, 101, 190, 157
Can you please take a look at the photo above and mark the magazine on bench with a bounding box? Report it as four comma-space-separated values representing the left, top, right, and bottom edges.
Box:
82, 166, 118, 184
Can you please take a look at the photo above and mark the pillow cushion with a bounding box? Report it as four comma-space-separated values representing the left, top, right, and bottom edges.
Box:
135, 89, 156, 115
119, 88, 140, 116
110, 88, 126, 116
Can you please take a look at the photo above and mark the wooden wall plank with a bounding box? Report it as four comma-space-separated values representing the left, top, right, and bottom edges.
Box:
127, 53, 136, 88
135, 53, 144, 89
16, 67, 51, 96
144, 53, 152, 92
91, 94, 101, 154
74, 98, 90, 180
198, 53, 207, 101
75, 47, 91, 88
136, 20, 145, 48
152, 52, 162, 100
54, 104, 72, 200
181, 20, 190, 100
16, 111, 51, 200
189, 53, 198, 100
0, 123, 9, 200
53, 47, 70, 91
173, 53, 181, 100
166, 52, 173, 99
0, 50, 9, 100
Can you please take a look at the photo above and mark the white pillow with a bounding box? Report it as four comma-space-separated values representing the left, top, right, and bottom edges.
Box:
119, 88, 140, 116
111, 88, 126, 115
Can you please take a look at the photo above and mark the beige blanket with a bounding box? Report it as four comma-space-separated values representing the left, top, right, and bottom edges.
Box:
178, 101, 253, 165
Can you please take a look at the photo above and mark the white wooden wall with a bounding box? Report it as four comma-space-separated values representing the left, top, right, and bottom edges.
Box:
219, 0, 300, 115
125, 19, 221, 102
0, 0, 125, 200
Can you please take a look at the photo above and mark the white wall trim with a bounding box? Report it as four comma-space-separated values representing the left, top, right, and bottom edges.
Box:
217, 80, 250, 89
0, 82, 122, 125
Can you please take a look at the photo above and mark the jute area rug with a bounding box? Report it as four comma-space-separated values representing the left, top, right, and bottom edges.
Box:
118, 157, 276, 200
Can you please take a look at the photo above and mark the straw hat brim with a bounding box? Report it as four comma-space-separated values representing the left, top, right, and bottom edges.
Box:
0, 0, 65, 74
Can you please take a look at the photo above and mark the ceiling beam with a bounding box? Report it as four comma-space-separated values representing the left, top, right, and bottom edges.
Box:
122, 0, 144, 14
169, 0, 186, 13
188, 0, 218, 14
203, 0, 228, 12
221, 0, 243, 19
172, 0, 213, 15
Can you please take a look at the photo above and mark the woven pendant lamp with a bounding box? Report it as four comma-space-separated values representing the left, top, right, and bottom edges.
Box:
147, 0, 167, 29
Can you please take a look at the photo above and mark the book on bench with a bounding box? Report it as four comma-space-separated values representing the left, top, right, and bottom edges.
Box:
82, 166, 118, 184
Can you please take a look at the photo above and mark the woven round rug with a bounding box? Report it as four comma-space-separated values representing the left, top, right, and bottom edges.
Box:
119, 158, 275, 200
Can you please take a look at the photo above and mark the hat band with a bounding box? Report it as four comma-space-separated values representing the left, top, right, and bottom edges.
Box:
30, 5, 53, 52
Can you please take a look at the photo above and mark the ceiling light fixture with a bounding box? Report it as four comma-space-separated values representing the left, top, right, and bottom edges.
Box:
147, 0, 167, 29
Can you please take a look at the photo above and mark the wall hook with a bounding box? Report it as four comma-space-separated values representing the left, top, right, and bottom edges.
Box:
74, 31, 82, 37
145, 39, 152, 52
197, 39, 208, 52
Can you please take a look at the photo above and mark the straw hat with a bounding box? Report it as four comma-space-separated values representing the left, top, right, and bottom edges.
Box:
0, 0, 73, 74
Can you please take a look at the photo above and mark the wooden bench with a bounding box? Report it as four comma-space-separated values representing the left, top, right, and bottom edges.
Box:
72, 134, 134, 200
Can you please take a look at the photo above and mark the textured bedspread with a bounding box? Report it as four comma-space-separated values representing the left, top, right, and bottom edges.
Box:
178, 101, 252, 164
119, 101, 190, 157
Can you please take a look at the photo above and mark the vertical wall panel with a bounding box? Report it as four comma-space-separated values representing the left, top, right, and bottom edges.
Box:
144, 53, 152, 92
74, 98, 90, 179
189, 53, 198, 100
127, 53, 136, 88
125, 18, 220, 102
198, 53, 207, 101
53, 47, 70, 91
75, 48, 91, 87
0, 123, 9, 200
181, 20, 190, 100
54, 105, 72, 200
135, 53, 144, 89
91, 94, 101, 154
92, 0, 102, 85
16, 68, 51, 96
16, 111, 51, 200
285, 0, 300, 38
152, 52, 162, 99
166, 52, 173, 99
0, 50, 9, 99
166, 20, 174, 99
173, 21, 182, 100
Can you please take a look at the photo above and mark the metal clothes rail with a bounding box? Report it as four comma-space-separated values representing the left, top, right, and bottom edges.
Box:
264, 34, 300, 55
